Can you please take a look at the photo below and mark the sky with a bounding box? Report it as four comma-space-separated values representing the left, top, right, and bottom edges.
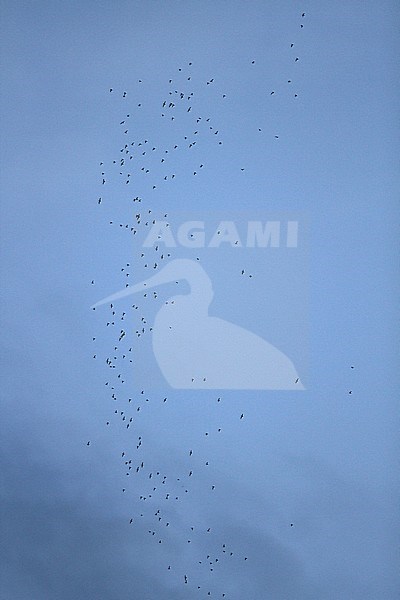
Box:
1, 1, 399, 599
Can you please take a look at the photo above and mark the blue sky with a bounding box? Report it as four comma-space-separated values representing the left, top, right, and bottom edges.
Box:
1, 1, 399, 598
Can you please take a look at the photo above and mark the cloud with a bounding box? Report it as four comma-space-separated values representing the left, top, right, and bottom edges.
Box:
0, 422, 319, 600
0, 432, 190, 600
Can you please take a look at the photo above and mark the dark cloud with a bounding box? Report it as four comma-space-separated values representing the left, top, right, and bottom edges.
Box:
0, 436, 189, 600
0, 425, 320, 600
0, 338, 395, 599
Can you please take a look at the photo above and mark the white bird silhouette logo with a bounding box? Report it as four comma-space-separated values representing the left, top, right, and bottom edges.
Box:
92, 259, 304, 390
